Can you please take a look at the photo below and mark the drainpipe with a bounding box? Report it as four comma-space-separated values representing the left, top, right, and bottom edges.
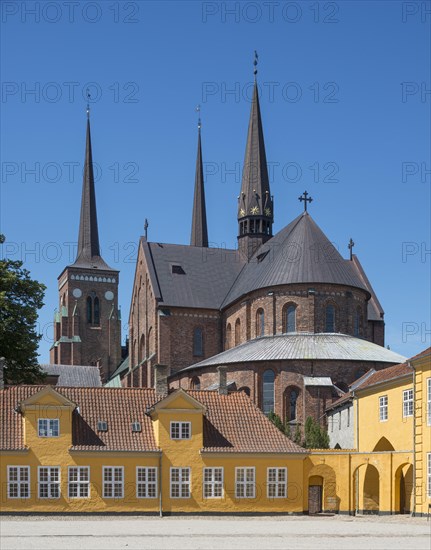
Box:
159, 451, 163, 518
410, 361, 416, 517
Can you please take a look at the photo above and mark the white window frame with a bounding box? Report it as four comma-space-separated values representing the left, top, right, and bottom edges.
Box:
38, 466, 61, 499
427, 378, 431, 426
7, 466, 30, 499
267, 467, 287, 499
379, 395, 388, 422
235, 467, 255, 499
136, 467, 158, 499
203, 467, 224, 499
403, 389, 414, 418
38, 418, 59, 438
103, 466, 124, 499
68, 466, 90, 499
170, 421, 191, 440
427, 453, 431, 498
170, 467, 191, 499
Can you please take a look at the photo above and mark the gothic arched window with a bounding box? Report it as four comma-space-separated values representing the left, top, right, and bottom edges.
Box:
225, 324, 232, 350
263, 369, 275, 415
93, 297, 100, 325
325, 304, 335, 332
235, 318, 241, 346
190, 376, 201, 390
289, 389, 298, 421
286, 305, 296, 333
354, 307, 362, 337
193, 328, 204, 356
86, 296, 92, 323
256, 308, 265, 337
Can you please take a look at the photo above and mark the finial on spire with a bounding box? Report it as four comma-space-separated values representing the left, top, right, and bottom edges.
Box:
86, 88, 91, 119
348, 238, 355, 260
144, 218, 149, 240
299, 191, 313, 212
196, 104, 201, 130
253, 50, 258, 78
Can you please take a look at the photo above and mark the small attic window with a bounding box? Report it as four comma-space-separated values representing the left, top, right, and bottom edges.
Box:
131, 421, 142, 433
257, 250, 269, 263
172, 265, 186, 275
97, 421, 108, 432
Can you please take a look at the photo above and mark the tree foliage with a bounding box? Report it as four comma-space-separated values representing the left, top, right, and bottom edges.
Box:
268, 411, 329, 449
0, 235, 46, 384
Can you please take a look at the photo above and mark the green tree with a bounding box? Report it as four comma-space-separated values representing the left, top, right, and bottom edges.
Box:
0, 235, 46, 384
302, 416, 330, 449
268, 411, 284, 432
293, 424, 302, 445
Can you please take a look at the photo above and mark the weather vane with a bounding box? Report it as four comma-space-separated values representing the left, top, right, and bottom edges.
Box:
254, 50, 258, 77
86, 88, 91, 118
196, 104, 201, 129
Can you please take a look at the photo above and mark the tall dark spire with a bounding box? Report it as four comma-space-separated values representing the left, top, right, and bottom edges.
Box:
190, 112, 209, 247
72, 114, 109, 269
238, 55, 273, 260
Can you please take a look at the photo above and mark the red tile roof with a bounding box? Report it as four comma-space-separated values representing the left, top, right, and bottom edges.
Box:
0, 386, 306, 454
354, 362, 413, 392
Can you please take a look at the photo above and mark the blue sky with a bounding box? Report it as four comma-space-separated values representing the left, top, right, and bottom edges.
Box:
1, 0, 430, 361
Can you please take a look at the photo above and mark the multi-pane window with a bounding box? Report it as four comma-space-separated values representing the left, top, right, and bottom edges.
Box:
427, 378, 431, 426
325, 305, 335, 332
193, 328, 204, 356
403, 389, 414, 417
38, 467, 60, 499
170, 422, 191, 440
103, 467, 124, 498
267, 468, 287, 498
379, 395, 388, 421
263, 370, 275, 415
235, 467, 255, 498
136, 467, 157, 499
286, 305, 296, 333
203, 468, 223, 498
38, 418, 59, 437
68, 467, 90, 498
7, 466, 30, 499
427, 453, 431, 498
170, 468, 190, 498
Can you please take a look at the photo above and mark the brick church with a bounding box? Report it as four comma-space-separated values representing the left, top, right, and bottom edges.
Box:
51, 69, 406, 428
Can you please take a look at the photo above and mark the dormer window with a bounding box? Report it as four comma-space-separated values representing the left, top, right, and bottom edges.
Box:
172, 265, 186, 275
97, 421, 108, 432
131, 421, 141, 433
38, 419, 59, 438
170, 421, 191, 440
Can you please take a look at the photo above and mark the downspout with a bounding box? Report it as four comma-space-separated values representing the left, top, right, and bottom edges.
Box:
352, 390, 359, 515
410, 361, 416, 517
159, 451, 163, 518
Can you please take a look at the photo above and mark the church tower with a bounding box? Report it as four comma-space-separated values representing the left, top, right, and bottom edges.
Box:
190, 112, 208, 247
50, 111, 121, 381
237, 55, 273, 260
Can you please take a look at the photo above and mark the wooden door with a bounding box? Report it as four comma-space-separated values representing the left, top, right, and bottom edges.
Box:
308, 485, 322, 515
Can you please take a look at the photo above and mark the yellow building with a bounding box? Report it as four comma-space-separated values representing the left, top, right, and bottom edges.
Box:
0, 369, 307, 514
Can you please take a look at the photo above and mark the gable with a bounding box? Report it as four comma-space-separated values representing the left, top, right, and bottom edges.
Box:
151, 389, 206, 413
20, 386, 76, 410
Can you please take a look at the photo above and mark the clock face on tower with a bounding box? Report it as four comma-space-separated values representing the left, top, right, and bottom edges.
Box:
105, 291, 114, 301
72, 288, 82, 298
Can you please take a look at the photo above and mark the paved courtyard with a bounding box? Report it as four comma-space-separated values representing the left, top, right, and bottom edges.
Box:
0, 515, 429, 550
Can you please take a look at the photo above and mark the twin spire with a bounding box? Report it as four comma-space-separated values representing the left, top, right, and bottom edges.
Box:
190, 110, 209, 247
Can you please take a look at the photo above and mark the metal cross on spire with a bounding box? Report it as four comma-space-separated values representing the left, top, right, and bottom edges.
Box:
253, 50, 258, 77
348, 238, 355, 260
86, 88, 91, 118
196, 104, 201, 130
144, 218, 149, 240
299, 191, 313, 212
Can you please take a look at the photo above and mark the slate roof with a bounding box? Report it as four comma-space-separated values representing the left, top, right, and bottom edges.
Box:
40, 364, 102, 387
190, 125, 208, 247
351, 255, 384, 321
0, 387, 305, 454
222, 213, 371, 307
180, 333, 407, 371
141, 240, 245, 309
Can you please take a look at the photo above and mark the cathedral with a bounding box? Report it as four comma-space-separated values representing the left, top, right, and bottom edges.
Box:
51, 70, 406, 428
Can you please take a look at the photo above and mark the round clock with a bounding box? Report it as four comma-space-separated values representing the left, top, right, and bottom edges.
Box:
105, 291, 114, 301
72, 288, 82, 299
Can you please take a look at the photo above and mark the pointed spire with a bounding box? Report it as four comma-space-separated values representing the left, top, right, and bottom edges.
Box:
73, 112, 109, 269
237, 53, 273, 259
190, 107, 208, 247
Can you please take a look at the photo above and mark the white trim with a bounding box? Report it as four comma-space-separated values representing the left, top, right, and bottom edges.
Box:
38, 466, 61, 499
403, 388, 413, 418
427, 378, 431, 426
202, 467, 224, 499
427, 453, 431, 499
38, 418, 60, 438
136, 466, 158, 499
235, 467, 255, 499
379, 395, 388, 422
102, 466, 124, 499
170, 467, 191, 499
267, 467, 287, 499
68, 466, 90, 499
170, 421, 191, 440
7, 466, 30, 499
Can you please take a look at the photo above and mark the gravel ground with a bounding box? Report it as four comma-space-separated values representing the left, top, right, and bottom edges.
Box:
0, 514, 430, 550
